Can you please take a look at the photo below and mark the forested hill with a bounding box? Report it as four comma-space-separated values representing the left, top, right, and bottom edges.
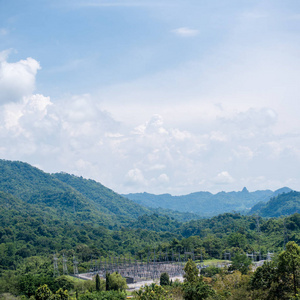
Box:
249, 190, 300, 217
53, 172, 150, 219
0, 159, 151, 228
124, 187, 292, 216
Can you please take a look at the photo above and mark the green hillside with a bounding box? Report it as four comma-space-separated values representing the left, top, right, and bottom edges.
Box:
0, 159, 124, 228
53, 172, 150, 219
249, 191, 300, 217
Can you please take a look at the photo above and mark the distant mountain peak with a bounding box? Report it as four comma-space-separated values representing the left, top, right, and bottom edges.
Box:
241, 187, 249, 193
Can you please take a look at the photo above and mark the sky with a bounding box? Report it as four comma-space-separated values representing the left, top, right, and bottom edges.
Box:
0, 0, 300, 195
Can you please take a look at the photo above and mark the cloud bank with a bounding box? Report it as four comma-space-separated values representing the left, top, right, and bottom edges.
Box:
0, 41, 300, 195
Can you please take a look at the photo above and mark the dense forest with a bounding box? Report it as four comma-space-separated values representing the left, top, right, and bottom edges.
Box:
0, 159, 300, 299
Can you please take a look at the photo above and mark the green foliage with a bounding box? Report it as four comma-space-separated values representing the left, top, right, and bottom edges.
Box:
51, 288, 70, 300
211, 271, 251, 299
53, 276, 74, 293
251, 191, 300, 217
200, 265, 220, 278
182, 280, 215, 300
183, 259, 199, 284
105, 273, 110, 292
106, 272, 127, 291
35, 284, 52, 300
250, 261, 278, 291
18, 275, 55, 297
130, 214, 181, 232
134, 284, 169, 300
160, 272, 170, 286
79, 290, 126, 300
229, 252, 252, 275
278, 241, 300, 297
251, 241, 300, 299
53, 172, 150, 221
183, 259, 214, 299
95, 274, 100, 292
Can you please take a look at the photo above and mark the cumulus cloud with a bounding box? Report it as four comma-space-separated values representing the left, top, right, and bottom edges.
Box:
1, 51, 300, 195
125, 168, 147, 186
0, 51, 40, 104
172, 27, 199, 37
157, 173, 169, 183
213, 171, 235, 185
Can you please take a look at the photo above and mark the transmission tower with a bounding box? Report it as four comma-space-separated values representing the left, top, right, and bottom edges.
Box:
283, 220, 289, 249
256, 214, 262, 260
267, 251, 274, 261
73, 256, 79, 275
53, 254, 60, 277
63, 254, 68, 275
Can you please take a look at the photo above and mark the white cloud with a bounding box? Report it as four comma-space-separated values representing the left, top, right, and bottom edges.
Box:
157, 173, 169, 183
0, 51, 40, 104
213, 171, 235, 185
172, 27, 199, 37
125, 168, 147, 186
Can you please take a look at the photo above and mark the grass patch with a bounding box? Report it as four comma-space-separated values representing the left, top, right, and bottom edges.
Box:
200, 259, 230, 265
65, 275, 86, 283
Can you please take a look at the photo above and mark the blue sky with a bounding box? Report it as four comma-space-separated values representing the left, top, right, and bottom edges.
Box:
0, 0, 300, 195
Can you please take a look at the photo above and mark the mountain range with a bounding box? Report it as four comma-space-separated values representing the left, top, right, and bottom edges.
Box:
123, 187, 293, 217
0, 159, 299, 222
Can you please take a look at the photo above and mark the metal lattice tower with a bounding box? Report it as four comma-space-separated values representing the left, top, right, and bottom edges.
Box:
224, 252, 231, 261
256, 215, 260, 234
184, 251, 195, 261
247, 253, 254, 262
53, 254, 60, 277
63, 253, 68, 275
165, 250, 169, 262
73, 256, 79, 275
267, 251, 274, 261
283, 220, 289, 249
256, 215, 262, 260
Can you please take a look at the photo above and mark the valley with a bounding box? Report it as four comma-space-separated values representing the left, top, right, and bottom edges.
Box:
0, 159, 299, 299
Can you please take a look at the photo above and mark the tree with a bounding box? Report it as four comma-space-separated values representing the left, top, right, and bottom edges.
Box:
182, 259, 214, 300
160, 272, 170, 286
250, 261, 278, 291
278, 241, 300, 298
135, 284, 169, 300
229, 252, 252, 275
251, 242, 300, 299
35, 284, 52, 300
107, 272, 127, 292
105, 272, 111, 291
96, 274, 101, 292
183, 259, 199, 284
54, 276, 74, 292
52, 288, 70, 300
